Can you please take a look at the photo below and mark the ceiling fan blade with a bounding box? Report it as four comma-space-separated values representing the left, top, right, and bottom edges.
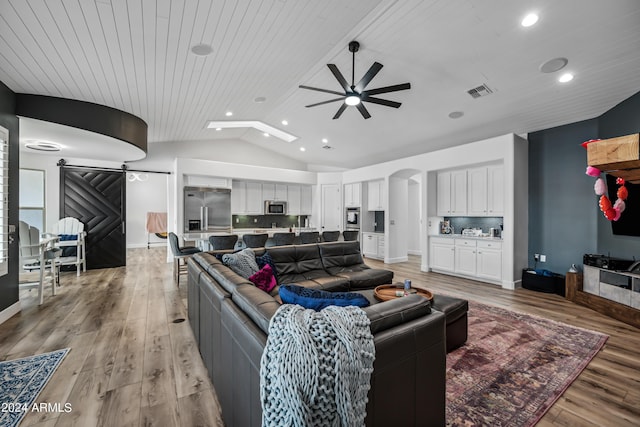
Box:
327, 64, 351, 92
332, 103, 348, 119
305, 97, 345, 108
355, 62, 383, 92
362, 96, 401, 108
299, 85, 345, 96
356, 103, 371, 119
361, 82, 411, 96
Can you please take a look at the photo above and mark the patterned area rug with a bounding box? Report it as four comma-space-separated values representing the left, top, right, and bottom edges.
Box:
447, 302, 607, 427
0, 348, 70, 427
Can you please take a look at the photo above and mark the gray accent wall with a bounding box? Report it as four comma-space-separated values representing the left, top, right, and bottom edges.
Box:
528, 119, 599, 274
528, 89, 640, 274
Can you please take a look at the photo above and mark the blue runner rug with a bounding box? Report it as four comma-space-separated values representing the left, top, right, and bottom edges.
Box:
0, 348, 70, 427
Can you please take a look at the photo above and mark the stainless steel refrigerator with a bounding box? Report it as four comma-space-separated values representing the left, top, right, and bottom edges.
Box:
184, 187, 232, 233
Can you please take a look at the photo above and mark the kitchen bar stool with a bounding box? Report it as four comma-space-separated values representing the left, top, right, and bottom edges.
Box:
322, 231, 340, 242
299, 231, 320, 244
342, 230, 359, 241
242, 233, 269, 248
169, 232, 201, 286
209, 234, 238, 251
272, 232, 295, 246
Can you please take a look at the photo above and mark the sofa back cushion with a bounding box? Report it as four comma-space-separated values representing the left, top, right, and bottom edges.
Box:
266, 244, 325, 281
232, 283, 281, 334
318, 241, 367, 274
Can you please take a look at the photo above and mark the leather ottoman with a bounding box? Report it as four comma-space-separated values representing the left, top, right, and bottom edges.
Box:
430, 295, 468, 352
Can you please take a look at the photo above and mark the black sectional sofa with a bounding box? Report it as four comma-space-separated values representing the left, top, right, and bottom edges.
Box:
187, 241, 447, 426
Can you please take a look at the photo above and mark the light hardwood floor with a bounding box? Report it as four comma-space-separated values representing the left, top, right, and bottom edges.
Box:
1, 248, 638, 426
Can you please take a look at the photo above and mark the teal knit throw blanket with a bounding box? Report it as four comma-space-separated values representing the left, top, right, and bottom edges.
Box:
260, 304, 375, 427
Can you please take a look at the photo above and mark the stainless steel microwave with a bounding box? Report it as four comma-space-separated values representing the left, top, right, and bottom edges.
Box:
264, 200, 287, 215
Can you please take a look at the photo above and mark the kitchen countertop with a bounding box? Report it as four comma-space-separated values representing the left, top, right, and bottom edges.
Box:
184, 228, 317, 240
429, 233, 503, 241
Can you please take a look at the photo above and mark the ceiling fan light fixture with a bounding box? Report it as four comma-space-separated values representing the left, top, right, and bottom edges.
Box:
345, 95, 361, 106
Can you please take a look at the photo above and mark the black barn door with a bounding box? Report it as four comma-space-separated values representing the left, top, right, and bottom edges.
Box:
60, 167, 126, 269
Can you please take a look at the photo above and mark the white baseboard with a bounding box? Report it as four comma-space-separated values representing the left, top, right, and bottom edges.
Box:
0, 301, 21, 325
385, 256, 409, 264
407, 250, 422, 256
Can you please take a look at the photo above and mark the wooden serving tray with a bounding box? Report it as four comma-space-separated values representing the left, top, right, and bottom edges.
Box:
374, 284, 433, 302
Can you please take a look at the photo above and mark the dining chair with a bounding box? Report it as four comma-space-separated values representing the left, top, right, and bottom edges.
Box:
169, 232, 201, 286
209, 234, 239, 251
49, 217, 86, 276
19, 221, 61, 304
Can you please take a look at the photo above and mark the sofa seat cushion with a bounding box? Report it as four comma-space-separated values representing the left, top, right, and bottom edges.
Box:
279, 284, 370, 311
334, 269, 394, 289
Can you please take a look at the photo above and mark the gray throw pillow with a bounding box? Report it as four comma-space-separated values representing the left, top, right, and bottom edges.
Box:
222, 248, 259, 278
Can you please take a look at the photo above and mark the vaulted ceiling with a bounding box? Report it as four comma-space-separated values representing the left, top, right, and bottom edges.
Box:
2, 0, 640, 168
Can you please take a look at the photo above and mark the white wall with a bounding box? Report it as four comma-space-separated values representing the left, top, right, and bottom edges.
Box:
388, 176, 409, 263
126, 173, 169, 248
408, 179, 421, 255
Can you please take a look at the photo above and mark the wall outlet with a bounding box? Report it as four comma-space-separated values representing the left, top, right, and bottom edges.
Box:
254, 218, 258, 223
540, 254, 546, 262
534, 253, 540, 261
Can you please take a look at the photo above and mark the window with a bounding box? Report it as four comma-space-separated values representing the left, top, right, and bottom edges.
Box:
0, 126, 8, 276
19, 169, 45, 232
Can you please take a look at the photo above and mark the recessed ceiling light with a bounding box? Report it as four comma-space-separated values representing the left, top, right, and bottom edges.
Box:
254, 96, 266, 103
558, 73, 574, 83
225, 111, 233, 117
24, 140, 62, 151
322, 138, 328, 143
299, 147, 306, 152
539, 57, 568, 74
281, 120, 288, 126
215, 127, 222, 131
448, 111, 464, 119
263, 132, 270, 137
521, 13, 539, 27
190, 43, 213, 56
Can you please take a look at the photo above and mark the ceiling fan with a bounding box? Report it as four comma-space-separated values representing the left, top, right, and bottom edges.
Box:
299, 41, 411, 119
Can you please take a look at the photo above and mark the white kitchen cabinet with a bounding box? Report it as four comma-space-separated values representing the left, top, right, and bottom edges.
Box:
288, 185, 301, 215
231, 181, 262, 214
300, 185, 312, 215
436, 172, 451, 216
487, 165, 504, 216
476, 240, 502, 281
367, 180, 385, 211
454, 239, 477, 276
430, 237, 455, 272
437, 170, 467, 216
344, 183, 361, 207
246, 182, 263, 214
362, 232, 384, 259
262, 183, 287, 201
467, 167, 488, 216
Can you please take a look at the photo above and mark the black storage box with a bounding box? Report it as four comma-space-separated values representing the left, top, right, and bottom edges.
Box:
522, 269, 565, 297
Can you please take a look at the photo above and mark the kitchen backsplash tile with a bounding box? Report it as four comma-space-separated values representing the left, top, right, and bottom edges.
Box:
233, 215, 309, 229
446, 217, 503, 234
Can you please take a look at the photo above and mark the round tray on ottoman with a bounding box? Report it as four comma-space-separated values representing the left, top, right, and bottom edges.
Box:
374, 284, 433, 302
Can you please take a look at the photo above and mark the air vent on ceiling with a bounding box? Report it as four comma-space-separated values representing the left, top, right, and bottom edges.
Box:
467, 84, 493, 99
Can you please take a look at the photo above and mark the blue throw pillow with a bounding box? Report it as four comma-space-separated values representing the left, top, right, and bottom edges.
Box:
58, 234, 78, 241
279, 284, 370, 311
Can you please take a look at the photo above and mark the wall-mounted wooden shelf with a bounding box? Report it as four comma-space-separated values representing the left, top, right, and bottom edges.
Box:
587, 133, 640, 183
